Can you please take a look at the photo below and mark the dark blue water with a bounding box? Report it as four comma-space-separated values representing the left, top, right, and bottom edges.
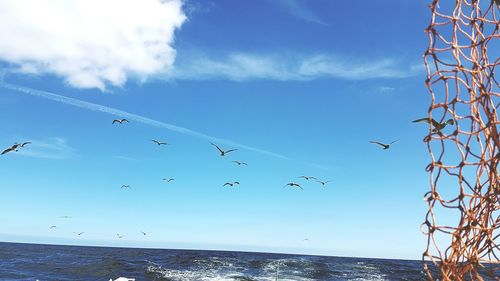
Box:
0, 242, 498, 280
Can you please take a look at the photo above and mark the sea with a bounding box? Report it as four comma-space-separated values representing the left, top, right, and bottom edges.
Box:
0, 242, 498, 281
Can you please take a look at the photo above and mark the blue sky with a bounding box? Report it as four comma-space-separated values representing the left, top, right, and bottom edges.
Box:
0, 0, 435, 260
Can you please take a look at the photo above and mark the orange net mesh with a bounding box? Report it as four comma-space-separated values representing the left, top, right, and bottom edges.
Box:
422, 0, 500, 280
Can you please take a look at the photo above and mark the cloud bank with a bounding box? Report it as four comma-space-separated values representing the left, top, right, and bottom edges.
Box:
0, 0, 186, 90
168, 52, 419, 81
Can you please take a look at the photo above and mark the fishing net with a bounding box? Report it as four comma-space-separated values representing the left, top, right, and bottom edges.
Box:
421, 0, 500, 280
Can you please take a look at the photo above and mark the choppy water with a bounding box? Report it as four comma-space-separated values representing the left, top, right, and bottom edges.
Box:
0, 242, 498, 280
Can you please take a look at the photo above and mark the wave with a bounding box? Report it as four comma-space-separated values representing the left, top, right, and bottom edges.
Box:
144, 259, 316, 281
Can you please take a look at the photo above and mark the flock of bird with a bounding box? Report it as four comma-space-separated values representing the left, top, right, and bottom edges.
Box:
1, 116, 452, 240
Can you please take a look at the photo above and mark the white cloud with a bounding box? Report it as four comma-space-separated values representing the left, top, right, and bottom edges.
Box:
377, 86, 396, 93
277, 0, 328, 26
0, 0, 186, 90
15, 137, 74, 159
168, 52, 419, 81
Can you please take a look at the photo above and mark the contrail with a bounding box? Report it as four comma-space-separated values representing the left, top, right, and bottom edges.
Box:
0, 80, 290, 160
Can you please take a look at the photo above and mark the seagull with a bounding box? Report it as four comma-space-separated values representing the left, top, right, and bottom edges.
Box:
369, 140, 399, 150
73, 232, 85, 236
298, 176, 317, 180
1, 144, 19, 155
316, 180, 331, 186
284, 182, 303, 190
141, 231, 150, 236
121, 185, 131, 189
233, 161, 248, 166
412, 117, 454, 132
117, 233, 124, 239
163, 178, 174, 183
151, 139, 168, 146
1, 142, 31, 155
50, 225, 57, 229
112, 119, 129, 124
211, 143, 237, 156
223, 181, 240, 187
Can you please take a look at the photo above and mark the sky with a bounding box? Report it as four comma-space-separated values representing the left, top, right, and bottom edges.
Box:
0, 0, 436, 260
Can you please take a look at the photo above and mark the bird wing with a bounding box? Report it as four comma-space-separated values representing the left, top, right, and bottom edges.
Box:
223, 183, 231, 186
412, 118, 432, 124
389, 139, 400, 145
369, 141, 386, 147
112, 120, 119, 124
21, 142, 31, 147
122, 119, 129, 123
1, 147, 14, 155
224, 149, 238, 154
211, 143, 224, 154
234, 181, 240, 185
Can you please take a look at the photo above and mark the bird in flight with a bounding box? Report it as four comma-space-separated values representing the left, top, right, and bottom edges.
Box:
112, 119, 129, 124
151, 139, 168, 146
233, 161, 248, 166
223, 181, 240, 187
211, 143, 237, 156
412, 117, 454, 132
117, 234, 124, 239
1, 142, 30, 155
316, 180, 331, 186
298, 176, 317, 180
284, 183, 303, 190
73, 232, 85, 236
163, 178, 174, 183
369, 140, 399, 150
50, 225, 57, 229
141, 231, 150, 236
59, 216, 72, 219
121, 185, 131, 189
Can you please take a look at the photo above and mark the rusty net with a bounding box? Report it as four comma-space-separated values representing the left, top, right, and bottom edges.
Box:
422, 0, 500, 280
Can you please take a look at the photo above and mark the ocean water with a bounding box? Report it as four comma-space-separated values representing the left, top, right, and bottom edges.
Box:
0, 242, 498, 281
